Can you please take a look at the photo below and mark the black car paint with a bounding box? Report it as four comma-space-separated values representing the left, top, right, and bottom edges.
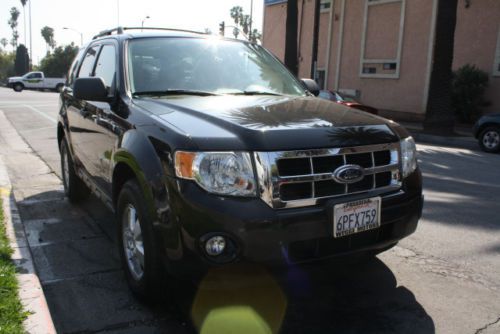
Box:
473, 113, 500, 138
58, 32, 422, 279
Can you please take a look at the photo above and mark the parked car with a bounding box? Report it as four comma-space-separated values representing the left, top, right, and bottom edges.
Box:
318, 90, 379, 115
473, 113, 500, 153
7, 71, 65, 92
58, 27, 423, 300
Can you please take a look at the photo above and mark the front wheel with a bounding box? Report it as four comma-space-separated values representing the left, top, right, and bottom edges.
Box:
479, 126, 500, 153
60, 138, 89, 202
116, 179, 168, 302
13, 83, 23, 92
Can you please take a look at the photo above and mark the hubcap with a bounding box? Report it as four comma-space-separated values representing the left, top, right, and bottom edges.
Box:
122, 204, 144, 281
483, 131, 500, 149
62, 145, 70, 190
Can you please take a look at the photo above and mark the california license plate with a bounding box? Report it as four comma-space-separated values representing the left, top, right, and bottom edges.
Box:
333, 197, 381, 238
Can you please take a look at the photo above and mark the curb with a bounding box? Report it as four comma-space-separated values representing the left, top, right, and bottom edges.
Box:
409, 131, 479, 151
0, 157, 57, 334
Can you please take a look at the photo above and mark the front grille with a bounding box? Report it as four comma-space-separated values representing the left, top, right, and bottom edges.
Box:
254, 143, 401, 209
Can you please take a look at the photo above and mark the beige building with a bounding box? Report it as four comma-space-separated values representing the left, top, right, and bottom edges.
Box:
263, 0, 500, 121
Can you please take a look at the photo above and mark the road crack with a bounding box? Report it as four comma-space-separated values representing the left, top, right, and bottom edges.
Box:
391, 246, 499, 291
475, 316, 500, 334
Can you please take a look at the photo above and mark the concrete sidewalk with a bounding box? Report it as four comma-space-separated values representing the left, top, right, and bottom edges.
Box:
400, 121, 479, 151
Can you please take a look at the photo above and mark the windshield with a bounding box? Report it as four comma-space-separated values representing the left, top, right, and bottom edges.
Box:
127, 37, 307, 97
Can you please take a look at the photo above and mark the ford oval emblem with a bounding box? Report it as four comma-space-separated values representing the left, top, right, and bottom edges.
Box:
333, 164, 365, 184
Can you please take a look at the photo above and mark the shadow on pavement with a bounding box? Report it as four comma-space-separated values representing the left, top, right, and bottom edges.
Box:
185, 259, 435, 334
418, 144, 500, 231
17, 190, 434, 333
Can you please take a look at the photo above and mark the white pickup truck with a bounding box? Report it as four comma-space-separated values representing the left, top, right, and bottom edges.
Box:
7, 71, 66, 92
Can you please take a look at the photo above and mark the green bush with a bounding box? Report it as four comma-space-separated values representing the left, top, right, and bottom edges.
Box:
452, 64, 489, 123
0, 51, 15, 84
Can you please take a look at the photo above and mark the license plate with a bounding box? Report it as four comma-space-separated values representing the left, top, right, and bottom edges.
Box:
333, 197, 381, 238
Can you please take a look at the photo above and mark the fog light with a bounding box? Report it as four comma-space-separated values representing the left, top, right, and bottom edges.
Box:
205, 236, 226, 256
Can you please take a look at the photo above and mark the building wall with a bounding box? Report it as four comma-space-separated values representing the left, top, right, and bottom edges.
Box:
263, 0, 500, 119
454, 0, 500, 114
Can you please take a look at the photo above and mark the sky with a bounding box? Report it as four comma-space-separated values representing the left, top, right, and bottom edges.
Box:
0, 0, 264, 65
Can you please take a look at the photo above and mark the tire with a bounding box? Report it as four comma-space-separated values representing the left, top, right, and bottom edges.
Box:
60, 138, 90, 202
116, 179, 168, 302
13, 83, 23, 92
478, 126, 500, 153
55, 84, 64, 93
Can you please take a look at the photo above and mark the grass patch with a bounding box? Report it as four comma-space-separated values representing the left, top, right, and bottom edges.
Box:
0, 196, 28, 334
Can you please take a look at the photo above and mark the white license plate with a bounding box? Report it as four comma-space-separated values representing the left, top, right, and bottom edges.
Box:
333, 197, 381, 238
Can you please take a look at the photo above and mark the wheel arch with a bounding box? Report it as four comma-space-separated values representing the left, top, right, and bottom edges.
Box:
112, 130, 168, 220
476, 122, 500, 138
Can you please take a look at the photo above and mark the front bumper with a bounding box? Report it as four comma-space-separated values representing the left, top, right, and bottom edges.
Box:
161, 169, 423, 277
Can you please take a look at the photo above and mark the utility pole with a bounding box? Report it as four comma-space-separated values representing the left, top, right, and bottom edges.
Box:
249, 0, 253, 41
117, 0, 120, 26
29, 0, 32, 69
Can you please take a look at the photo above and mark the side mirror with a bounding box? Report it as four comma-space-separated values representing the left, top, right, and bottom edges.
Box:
301, 78, 320, 96
73, 77, 109, 101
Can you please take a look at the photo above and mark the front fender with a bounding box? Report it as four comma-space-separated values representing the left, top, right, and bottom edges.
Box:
113, 130, 167, 218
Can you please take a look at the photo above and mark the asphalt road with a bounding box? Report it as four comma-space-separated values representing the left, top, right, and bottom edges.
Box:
0, 87, 499, 334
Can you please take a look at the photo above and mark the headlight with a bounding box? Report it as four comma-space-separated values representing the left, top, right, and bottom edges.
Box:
175, 151, 256, 196
400, 137, 417, 178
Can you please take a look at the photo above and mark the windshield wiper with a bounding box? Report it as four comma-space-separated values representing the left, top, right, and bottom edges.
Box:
132, 89, 220, 97
228, 90, 283, 96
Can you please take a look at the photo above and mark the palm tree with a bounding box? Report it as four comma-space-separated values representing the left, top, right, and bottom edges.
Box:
284, 0, 299, 75
8, 7, 20, 49
423, 0, 459, 134
0, 38, 8, 49
20, 0, 27, 46
41, 26, 56, 53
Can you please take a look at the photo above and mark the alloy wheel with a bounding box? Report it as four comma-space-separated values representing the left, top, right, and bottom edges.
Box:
122, 204, 145, 281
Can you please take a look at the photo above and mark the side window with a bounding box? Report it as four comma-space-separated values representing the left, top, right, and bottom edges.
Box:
67, 48, 85, 86
78, 46, 100, 78
94, 45, 116, 89
33, 73, 42, 79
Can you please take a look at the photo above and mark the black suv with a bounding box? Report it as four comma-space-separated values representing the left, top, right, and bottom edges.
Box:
58, 27, 423, 299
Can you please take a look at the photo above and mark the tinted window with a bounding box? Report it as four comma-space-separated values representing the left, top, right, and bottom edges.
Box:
94, 45, 116, 88
33, 73, 42, 79
127, 38, 306, 96
78, 46, 100, 78
67, 48, 85, 86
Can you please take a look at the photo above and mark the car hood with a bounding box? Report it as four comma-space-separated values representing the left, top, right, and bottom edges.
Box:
8, 76, 22, 82
134, 95, 402, 151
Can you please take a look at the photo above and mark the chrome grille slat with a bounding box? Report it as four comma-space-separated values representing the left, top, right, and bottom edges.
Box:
255, 142, 402, 209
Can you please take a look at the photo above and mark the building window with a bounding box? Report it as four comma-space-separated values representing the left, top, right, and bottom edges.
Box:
316, 68, 326, 89
320, 0, 332, 12
360, 0, 406, 79
494, 27, 500, 77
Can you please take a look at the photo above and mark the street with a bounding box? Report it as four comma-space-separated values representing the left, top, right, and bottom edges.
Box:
0, 87, 499, 333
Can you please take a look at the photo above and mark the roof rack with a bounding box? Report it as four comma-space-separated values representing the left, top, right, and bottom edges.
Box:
92, 26, 207, 40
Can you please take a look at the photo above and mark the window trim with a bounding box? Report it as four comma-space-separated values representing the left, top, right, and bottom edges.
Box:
320, 0, 332, 13
359, 0, 406, 79
494, 27, 500, 77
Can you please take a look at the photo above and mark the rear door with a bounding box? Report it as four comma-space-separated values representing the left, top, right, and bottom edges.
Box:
82, 42, 122, 195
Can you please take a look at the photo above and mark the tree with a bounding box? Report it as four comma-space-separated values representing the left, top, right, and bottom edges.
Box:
229, 6, 261, 43
0, 38, 8, 49
0, 50, 16, 82
14, 44, 29, 75
8, 7, 20, 49
284, 0, 299, 75
423, 0, 459, 134
41, 26, 56, 53
20, 0, 27, 46
39, 43, 78, 77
